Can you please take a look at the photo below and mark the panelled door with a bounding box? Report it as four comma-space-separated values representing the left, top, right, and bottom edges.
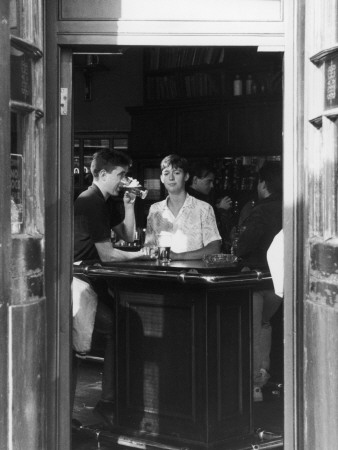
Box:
0, 0, 46, 449
299, 1, 338, 448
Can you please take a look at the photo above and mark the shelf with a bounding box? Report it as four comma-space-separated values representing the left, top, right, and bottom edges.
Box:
143, 47, 283, 104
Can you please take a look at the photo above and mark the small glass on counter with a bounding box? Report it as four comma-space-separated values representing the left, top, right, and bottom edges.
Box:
142, 246, 158, 259
157, 232, 172, 264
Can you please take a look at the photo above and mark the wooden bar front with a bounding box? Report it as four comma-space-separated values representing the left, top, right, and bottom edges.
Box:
74, 261, 272, 449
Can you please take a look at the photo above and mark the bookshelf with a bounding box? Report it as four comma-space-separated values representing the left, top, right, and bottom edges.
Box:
143, 47, 283, 104
127, 47, 283, 158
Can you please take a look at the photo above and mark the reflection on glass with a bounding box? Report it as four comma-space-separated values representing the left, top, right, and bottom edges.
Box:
11, 113, 24, 234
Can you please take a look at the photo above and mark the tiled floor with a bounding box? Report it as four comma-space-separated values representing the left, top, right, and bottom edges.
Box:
72, 359, 284, 450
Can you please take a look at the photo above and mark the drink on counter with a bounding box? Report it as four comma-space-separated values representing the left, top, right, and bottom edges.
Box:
157, 232, 172, 263
120, 177, 148, 199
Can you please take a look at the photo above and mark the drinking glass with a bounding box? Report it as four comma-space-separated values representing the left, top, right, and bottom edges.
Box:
120, 177, 148, 199
157, 232, 172, 263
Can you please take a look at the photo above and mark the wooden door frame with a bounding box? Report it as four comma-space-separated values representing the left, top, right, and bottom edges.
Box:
283, 0, 304, 448
48, 13, 303, 450
45, 45, 73, 450
0, 0, 11, 448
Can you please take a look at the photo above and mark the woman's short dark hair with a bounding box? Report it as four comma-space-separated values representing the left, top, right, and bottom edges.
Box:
258, 161, 282, 195
160, 154, 189, 173
91, 149, 132, 178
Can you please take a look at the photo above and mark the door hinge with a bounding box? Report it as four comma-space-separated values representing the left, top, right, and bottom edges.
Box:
60, 88, 68, 115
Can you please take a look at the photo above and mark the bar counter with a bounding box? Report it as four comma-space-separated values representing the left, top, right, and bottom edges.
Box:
74, 259, 273, 450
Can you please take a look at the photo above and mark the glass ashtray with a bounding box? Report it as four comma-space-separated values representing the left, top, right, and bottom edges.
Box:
203, 253, 238, 266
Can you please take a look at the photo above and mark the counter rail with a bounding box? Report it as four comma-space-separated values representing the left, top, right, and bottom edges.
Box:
73, 263, 271, 287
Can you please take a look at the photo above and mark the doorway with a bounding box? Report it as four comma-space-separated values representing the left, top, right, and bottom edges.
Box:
66, 45, 285, 449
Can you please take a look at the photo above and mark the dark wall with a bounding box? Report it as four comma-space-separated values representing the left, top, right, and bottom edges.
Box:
74, 48, 143, 131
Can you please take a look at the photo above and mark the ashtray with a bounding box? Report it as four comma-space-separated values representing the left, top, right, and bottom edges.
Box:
203, 253, 238, 266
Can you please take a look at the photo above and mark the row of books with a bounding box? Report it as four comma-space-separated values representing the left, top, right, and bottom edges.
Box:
145, 71, 283, 102
146, 72, 232, 101
145, 47, 227, 72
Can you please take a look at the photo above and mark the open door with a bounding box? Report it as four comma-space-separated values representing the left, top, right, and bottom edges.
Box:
1, 0, 46, 448
284, 0, 338, 448
298, 1, 338, 448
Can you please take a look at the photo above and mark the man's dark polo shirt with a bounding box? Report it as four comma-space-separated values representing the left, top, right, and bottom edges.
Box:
74, 184, 123, 262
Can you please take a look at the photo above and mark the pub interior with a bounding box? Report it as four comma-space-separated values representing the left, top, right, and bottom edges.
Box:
72, 46, 284, 450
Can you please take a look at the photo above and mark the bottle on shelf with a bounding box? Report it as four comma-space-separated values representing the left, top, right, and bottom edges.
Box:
233, 75, 243, 96
252, 82, 257, 95
246, 74, 253, 95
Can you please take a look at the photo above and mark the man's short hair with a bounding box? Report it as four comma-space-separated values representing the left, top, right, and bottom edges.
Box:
91, 149, 132, 178
258, 161, 282, 195
160, 154, 189, 174
188, 161, 214, 185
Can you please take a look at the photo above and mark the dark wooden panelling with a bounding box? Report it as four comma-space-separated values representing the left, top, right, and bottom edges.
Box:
115, 279, 251, 446
177, 105, 227, 155
207, 289, 251, 440
128, 99, 282, 158
128, 107, 176, 157
228, 99, 282, 155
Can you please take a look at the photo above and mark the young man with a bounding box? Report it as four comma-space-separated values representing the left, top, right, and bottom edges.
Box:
145, 154, 221, 260
236, 161, 283, 402
187, 161, 233, 251
73, 149, 150, 429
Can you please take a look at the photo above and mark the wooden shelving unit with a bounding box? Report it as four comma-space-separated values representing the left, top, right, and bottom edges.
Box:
143, 47, 283, 104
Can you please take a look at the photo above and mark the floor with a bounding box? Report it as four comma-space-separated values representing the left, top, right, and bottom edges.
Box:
72, 360, 283, 450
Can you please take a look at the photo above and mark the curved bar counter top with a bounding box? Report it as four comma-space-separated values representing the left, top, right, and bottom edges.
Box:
74, 260, 273, 450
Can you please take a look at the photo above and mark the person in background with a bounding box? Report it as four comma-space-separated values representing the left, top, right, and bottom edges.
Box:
145, 154, 221, 260
236, 161, 283, 402
187, 161, 233, 252
73, 149, 151, 430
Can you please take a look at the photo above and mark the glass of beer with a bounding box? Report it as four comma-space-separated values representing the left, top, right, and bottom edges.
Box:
157, 232, 172, 263
120, 177, 148, 199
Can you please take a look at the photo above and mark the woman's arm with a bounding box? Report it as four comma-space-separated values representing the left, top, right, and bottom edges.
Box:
170, 239, 221, 261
